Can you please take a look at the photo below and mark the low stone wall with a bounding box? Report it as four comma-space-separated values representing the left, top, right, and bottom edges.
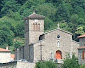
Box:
17, 61, 35, 68
0, 61, 17, 68
0, 61, 35, 68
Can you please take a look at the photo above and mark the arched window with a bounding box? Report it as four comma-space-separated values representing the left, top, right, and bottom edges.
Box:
33, 23, 35, 31
38, 24, 40, 31
35, 23, 37, 31
57, 41, 60, 47
33, 23, 40, 31
39, 34, 45, 40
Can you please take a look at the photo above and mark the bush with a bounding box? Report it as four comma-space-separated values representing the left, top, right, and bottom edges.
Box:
62, 54, 80, 68
80, 64, 85, 68
35, 61, 57, 68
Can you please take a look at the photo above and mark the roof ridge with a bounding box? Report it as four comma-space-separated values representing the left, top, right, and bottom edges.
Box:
45, 28, 72, 35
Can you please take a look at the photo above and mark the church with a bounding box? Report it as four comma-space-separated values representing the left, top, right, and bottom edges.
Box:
15, 12, 79, 63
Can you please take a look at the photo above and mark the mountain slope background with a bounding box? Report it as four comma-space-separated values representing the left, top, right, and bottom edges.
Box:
0, 0, 85, 50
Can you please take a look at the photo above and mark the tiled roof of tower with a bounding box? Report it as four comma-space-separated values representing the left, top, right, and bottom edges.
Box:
28, 12, 45, 19
0, 48, 10, 52
78, 46, 85, 49
78, 34, 85, 38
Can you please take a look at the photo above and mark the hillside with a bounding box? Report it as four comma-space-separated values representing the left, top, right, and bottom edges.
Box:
0, 0, 85, 50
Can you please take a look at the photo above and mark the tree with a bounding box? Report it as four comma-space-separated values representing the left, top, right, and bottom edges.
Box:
44, 17, 54, 31
15, 22, 24, 37
70, 14, 78, 24
35, 3, 56, 21
75, 26, 84, 35
77, 18, 85, 25
80, 64, 85, 68
0, 29, 13, 46
56, 3, 70, 22
62, 54, 79, 68
1, 0, 20, 16
36, 61, 57, 68
14, 40, 23, 49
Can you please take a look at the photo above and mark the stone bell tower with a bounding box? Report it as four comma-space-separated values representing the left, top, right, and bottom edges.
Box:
25, 12, 45, 45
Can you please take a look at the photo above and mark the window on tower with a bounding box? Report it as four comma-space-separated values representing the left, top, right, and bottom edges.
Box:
33, 23, 35, 31
38, 24, 40, 31
33, 23, 40, 31
35, 23, 37, 31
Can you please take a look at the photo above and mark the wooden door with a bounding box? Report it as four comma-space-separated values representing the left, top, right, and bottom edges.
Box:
56, 51, 62, 59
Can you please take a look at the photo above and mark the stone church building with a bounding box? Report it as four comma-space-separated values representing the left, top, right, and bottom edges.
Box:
15, 12, 79, 63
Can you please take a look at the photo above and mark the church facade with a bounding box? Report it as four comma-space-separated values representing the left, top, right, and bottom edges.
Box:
15, 12, 79, 63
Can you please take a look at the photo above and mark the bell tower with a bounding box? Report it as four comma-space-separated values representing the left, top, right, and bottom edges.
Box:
25, 12, 45, 45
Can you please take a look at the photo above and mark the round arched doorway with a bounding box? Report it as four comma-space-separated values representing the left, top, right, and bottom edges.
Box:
56, 50, 62, 59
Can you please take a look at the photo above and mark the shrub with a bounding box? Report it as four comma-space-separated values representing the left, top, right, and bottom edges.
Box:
80, 64, 85, 68
35, 61, 57, 68
62, 54, 80, 68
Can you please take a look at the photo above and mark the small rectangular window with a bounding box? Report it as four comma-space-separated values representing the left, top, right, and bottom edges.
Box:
82, 51, 85, 59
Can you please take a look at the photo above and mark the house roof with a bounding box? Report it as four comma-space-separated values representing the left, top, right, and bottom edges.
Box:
11, 54, 15, 59
0, 48, 10, 52
78, 46, 85, 49
78, 34, 85, 38
25, 12, 45, 19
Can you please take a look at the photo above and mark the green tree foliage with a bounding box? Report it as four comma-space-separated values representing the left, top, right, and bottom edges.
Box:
1, 0, 20, 16
14, 40, 23, 49
36, 3, 56, 21
36, 61, 57, 68
80, 64, 85, 68
62, 54, 80, 68
0, 28, 13, 46
56, 3, 70, 22
0, 0, 85, 49
15, 22, 24, 37
75, 26, 84, 35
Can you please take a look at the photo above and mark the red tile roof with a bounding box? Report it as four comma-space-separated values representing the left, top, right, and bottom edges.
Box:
78, 46, 85, 49
11, 54, 15, 59
0, 48, 10, 52
78, 34, 85, 38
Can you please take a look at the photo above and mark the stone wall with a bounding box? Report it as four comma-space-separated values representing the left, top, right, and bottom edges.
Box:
0, 62, 17, 68
72, 40, 79, 57
33, 29, 73, 62
17, 61, 35, 68
28, 19, 44, 44
0, 61, 35, 68
78, 49, 85, 64
79, 38, 85, 46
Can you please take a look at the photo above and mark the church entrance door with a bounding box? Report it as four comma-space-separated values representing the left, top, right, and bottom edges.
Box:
56, 50, 62, 59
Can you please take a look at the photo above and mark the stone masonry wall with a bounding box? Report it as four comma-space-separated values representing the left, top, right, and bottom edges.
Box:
78, 49, 85, 64
0, 62, 17, 68
72, 40, 79, 57
28, 19, 44, 44
33, 29, 73, 62
17, 62, 35, 68
79, 38, 85, 46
